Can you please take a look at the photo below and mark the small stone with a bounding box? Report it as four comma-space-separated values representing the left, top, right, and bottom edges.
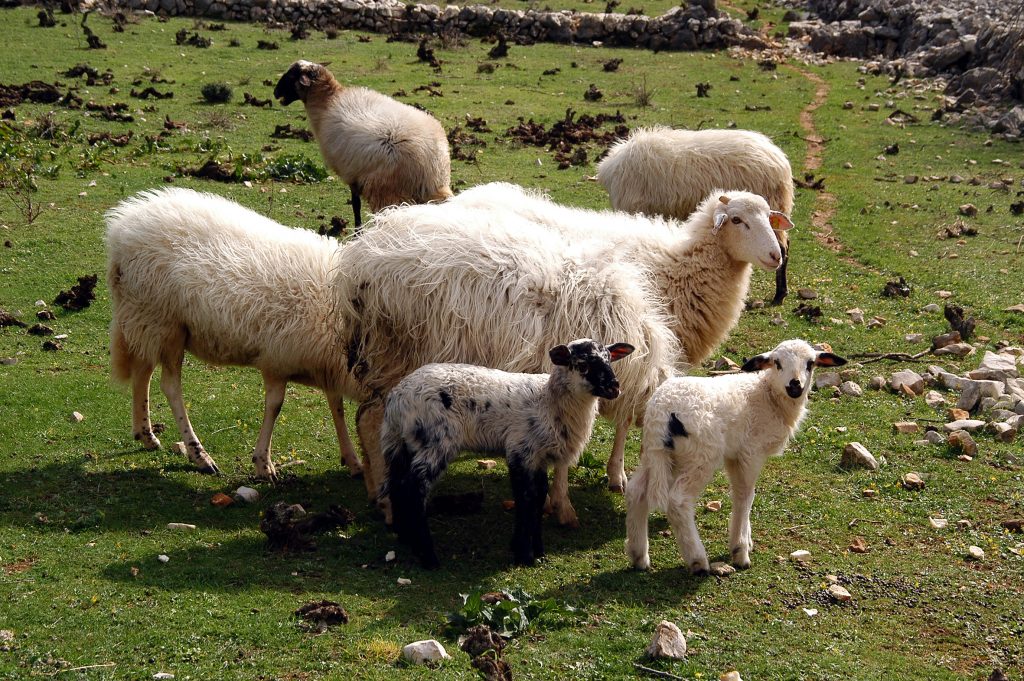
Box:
947, 430, 978, 456
234, 486, 259, 503
890, 370, 925, 395
157, 554, 170, 563
929, 517, 948, 529
958, 204, 977, 217
957, 454, 973, 462
840, 381, 862, 397
905, 333, 924, 343
714, 356, 740, 371
153, 674, 175, 680
646, 620, 687, 659
868, 376, 886, 390
402, 639, 450, 664
70, 411, 84, 423
397, 577, 412, 586
802, 607, 818, 617
934, 342, 975, 358
385, 550, 396, 562
477, 459, 497, 470
815, 372, 842, 389
943, 419, 986, 433
789, 549, 811, 563
841, 442, 879, 470
827, 584, 852, 602
770, 315, 786, 326
935, 290, 954, 299
924, 430, 947, 445
705, 500, 722, 512
836, 426, 848, 433
166, 523, 197, 531
720, 672, 743, 681
866, 317, 886, 329
862, 489, 877, 498
210, 493, 234, 507
848, 537, 869, 553
948, 408, 970, 421
990, 422, 1017, 443
957, 520, 973, 529
922, 303, 941, 313
924, 390, 946, 408
708, 561, 736, 576
966, 545, 985, 561
0, 630, 14, 642
797, 288, 817, 300
902, 472, 925, 490
893, 421, 919, 434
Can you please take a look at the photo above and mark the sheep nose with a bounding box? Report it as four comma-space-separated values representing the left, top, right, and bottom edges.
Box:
786, 380, 803, 398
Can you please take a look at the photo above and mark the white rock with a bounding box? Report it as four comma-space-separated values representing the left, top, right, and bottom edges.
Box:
967, 545, 985, 561
402, 639, 450, 665
840, 442, 878, 470
991, 422, 1017, 442
943, 419, 986, 432
153, 674, 175, 680
827, 584, 852, 602
893, 421, 919, 434
890, 369, 924, 395
646, 620, 687, 659
157, 554, 170, 563
166, 523, 196, 531
840, 381, 863, 397
234, 486, 259, 503
172, 441, 187, 456
789, 549, 811, 562
70, 411, 84, 423
970, 351, 1019, 380
385, 550, 396, 562
397, 577, 412, 586
924, 390, 946, 408
905, 333, 924, 343
923, 430, 947, 445
814, 372, 842, 389
802, 607, 818, 617
709, 561, 736, 576
934, 342, 975, 358
0, 630, 14, 642
935, 290, 953, 299
867, 376, 886, 390
720, 672, 743, 681
922, 303, 941, 313
929, 517, 948, 529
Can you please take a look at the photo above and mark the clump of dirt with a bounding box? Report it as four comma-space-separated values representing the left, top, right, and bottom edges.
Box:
54, 274, 97, 311
881, 276, 911, 298
0, 81, 64, 107
130, 86, 173, 100
271, 123, 313, 142
583, 84, 603, 101
506, 107, 627, 150
27, 323, 53, 336
428, 491, 483, 515
318, 216, 348, 239
243, 92, 272, 108
602, 58, 622, 72
0, 309, 27, 328
417, 37, 442, 71
460, 625, 511, 681
794, 303, 823, 322
294, 600, 349, 632
488, 33, 509, 59
87, 130, 133, 146
940, 218, 978, 239
260, 501, 354, 551
448, 126, 487, 163
80, 14, 106, 49
85, 100, 133, 122
944, 304, 976, 341
64, 64, 114, 86
175, 29, 211, 48
164, 116, 188, 131
413, 82, 443, 97
180, 159, 238, 183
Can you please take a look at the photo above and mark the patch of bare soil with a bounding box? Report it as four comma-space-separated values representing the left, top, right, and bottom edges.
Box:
54, 274, 97, 311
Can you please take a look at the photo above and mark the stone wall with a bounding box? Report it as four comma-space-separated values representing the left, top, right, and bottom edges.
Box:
112, 0, 765, 52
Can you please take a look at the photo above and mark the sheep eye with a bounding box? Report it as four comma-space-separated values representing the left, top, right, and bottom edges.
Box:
731, 216, 742, 224
774, 360, 782, 370
806, 360, 814, 370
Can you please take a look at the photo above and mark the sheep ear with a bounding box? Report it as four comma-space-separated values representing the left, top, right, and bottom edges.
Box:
741, 354, 771, 372
815, 352, 847, 367
549, 345, 571, 366
298, 74, 312, 88
769, 211, 794, 231
606, 343, 635, 362
718, 195, 730, 205
713, 212, 728, 232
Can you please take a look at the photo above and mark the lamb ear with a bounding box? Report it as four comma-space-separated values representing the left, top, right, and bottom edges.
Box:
741, 354, 772, 372
549, 345, 571, 366
718, 195, 730, 205
713, 212, 728, 232
606, 343, 635, 362
298, 74, 312, 88
815, 352, 847, 367
769, 211, 794, 231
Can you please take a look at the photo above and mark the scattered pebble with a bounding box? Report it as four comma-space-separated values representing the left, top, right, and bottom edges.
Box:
797, 288, 817, 300
848, 537, 869, 553
153, 674, 175, 680
929, 517, 948, 529
902, 472, 925, 490
385, 550, 396, 562
905, 333, 924, 343
234, 486, 259, 503
957, 519, 973, 529
720, 672, 743, 681
935, 290, 954, 299
802, 607, 818, 617
890, 370, 925, 395
967, 545, 985, 561
709, 561, 736, 576
892, 421, 919, 434
943, 419, 986, 433
166, 523, 196, 531
172, 442, 187, 457
827, 584, 852, 602
958, 204, 977, 217
922, 303, 941, 313
0, 630, 14, 642
70, 411, 84, 423
397, 577, 412, 586
840, 381, 863, 397
705, 500, 722, 512
646, 620, 687, 659
841, 442, 879, 471
477, 459, 497, 470
867, 376, 886, 390
947, 430, 978, 457
210, 493, 234, 507
789, 549, 811, 563
402, 639, 450, 664
157, 554, 170, 563
862, 489, 877, 498
924, 390, 946, 408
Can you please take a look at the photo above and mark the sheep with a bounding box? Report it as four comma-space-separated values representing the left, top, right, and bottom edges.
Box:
383, 339, 635, 568
624, 339, 846, 574
450, 183, 793, 494
105, 187, 365, 483
596, 127, 795, 306
333, 201, 682, 525
273, 60, 453, 229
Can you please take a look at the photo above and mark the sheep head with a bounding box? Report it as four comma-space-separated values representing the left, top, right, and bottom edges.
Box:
741, 339, 846, 399
549, 338, 634, 400
274, 60, 328, 106
709, 190, 790, 271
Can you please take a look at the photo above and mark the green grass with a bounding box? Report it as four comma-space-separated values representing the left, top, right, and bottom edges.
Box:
1, 7, 1023, 680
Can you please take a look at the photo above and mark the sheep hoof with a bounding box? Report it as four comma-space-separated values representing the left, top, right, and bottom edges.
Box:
630, 556, 651, 571
135, 432, 162, 450
770, 293, 787, 306
197, 462, 220, 475
349, 468, 364, 480
607, 483, 625, 494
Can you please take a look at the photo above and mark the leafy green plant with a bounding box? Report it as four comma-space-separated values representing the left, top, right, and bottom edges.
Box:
264, 153, 329, 183
200, 82, 233, 104
445, 588, 576, 638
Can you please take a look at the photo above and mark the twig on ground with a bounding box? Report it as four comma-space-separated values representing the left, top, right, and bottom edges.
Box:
633, 663, 688, 680
53, 663, 116, 675
850, 350, 930, 364
848, 518, 885, 528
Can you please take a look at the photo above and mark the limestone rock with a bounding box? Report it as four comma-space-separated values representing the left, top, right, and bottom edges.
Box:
841, 442, 879, 470
789, 549, 811, 562
929, 517, 948, 529
924, 430, 947, 445
944, 419, 986, 432
402, 639, 450, 664
815, 372, 842, 389
868, 375, 886, 390
840, 381, 863, 397
893, 421, 919, 434
827, 584, 852, 602
924, 390, 946, 408
990, 422, 1017, 442
966, 545, 985, 561
902, 472, 925, 490
646, 620, 687, 659
934, 342, 975, 358
947, 430, 978, 456
890, 370, 924, 395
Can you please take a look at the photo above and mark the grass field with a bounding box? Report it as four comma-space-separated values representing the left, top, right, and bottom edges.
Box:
1, 6, 1023, 680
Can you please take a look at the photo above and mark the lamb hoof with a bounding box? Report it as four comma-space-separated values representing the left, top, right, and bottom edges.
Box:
770, 294, 787, 307
607, 483, 625, 494
630, 556, 651, 571
197, 462, 220, 475
135, 432, 162, 450
691, 568, 709, 577
558, 516, 580, 529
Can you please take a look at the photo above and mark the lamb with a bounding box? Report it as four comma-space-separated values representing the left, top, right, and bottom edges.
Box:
273, 60, 453, 229
333, 201, 681, 525
450, 183, 793, 493
624, 339, 846, 574
383, 339, 634, 568
105, 187, 365, 483
596, 127, 795, 305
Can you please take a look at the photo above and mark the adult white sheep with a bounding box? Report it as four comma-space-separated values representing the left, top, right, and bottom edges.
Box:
384, 339, 634, 568
106, 187, 365, 482
334, 202, 681, 526
596, 127, 795, 305
624, 339, 846, 574
450, 183, 793, 493
273, 60, 453, 229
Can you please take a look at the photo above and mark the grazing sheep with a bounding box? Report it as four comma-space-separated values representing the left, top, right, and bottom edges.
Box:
624, 339, 846, 574
596, 127, 795, 305
334, 202, 681, 525
451, 183, 793, 493
384, 339, 634, 568
273, 60, 453, 229
106, 187, 365, 482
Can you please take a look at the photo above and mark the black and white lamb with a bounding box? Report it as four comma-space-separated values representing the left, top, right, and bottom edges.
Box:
382, 339, 634, 568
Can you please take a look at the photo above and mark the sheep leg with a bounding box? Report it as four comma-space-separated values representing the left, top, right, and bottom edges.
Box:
665, 470, 716, 575
543, 463, 579, 528
350, 182, 362, 231
606, 417, 632, 493
624, 465, 652, 570
159, 341, 219, 475
770, 237, 789, 306
251, 375, 286, 481
130, 359, 162, 450
510, 459, 547, 566
385, 440, 443, 569
355, 398, 386, 503
725, 458, 762, 569
326, 390, 363, 478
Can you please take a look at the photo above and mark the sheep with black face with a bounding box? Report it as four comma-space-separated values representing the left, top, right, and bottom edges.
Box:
273, 60, 452, 229
382, 339, 634, 568
625, 339, 846, 574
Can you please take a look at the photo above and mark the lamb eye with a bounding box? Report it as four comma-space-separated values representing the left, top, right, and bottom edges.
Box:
807, 360, 814, 370
731, 216, 742, 224
774, 360, 782, 370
